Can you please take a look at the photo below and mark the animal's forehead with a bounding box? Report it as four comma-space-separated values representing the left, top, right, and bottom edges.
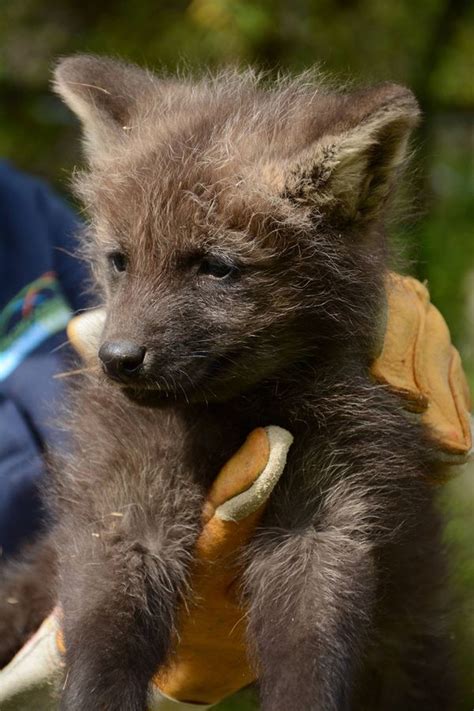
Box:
95, 161, 231, 233
90, 134, 279, 243
85, 91, 312, 246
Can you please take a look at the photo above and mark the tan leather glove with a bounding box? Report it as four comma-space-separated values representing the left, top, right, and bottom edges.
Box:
372, 273, 472, 460
152, 425, 293, 705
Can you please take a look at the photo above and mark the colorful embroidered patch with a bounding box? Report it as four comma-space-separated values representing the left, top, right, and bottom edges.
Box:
0, 272, 72, 380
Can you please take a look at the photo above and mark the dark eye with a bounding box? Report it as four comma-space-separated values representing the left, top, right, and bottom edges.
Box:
198, 257, 237, 279
108, 251, 127, 273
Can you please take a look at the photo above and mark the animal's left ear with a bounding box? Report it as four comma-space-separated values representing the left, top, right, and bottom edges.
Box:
53, 54, 158, 161
279, 84, 420, 223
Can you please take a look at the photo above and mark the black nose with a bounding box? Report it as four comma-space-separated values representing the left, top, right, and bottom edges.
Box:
98, 340, 146, 382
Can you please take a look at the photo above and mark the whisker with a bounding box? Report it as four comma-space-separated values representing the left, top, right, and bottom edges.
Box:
54, 367, 96, 379
50, 339, 72, 354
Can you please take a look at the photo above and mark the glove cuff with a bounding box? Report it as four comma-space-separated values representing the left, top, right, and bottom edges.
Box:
150, 686, 215, 710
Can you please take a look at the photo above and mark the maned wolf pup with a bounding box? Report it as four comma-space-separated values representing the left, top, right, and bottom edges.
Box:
3, 56, 458, 710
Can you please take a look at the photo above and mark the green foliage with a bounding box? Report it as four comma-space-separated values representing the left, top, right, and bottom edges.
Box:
440, 460, 474, 706
216, 688, 258, 710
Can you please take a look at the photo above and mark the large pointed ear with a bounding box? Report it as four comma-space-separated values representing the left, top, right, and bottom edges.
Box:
277, 84, 420, 223
53, 55, 157, 158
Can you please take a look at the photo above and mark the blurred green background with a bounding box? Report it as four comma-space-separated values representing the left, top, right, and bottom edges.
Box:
0, 1, 472, 708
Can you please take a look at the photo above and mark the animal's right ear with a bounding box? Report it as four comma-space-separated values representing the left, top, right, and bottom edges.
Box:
261, 83, 420, 225
53, 55, 156, 160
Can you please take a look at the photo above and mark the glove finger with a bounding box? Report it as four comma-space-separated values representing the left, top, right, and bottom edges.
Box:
196, 426, 293, 562
67, 308, 106, 360
201, 427, 270, 523
0, 610, 62, 704
214, 426, 293, 522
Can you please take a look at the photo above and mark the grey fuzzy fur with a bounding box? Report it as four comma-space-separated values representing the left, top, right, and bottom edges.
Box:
0, 56, 459, 711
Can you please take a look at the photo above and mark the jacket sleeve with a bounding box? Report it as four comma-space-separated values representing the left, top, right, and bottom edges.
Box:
34, 180, 91, 313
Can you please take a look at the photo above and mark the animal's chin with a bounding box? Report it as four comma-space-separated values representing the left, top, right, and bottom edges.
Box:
122, 386, 184, 407
121, 377, 234, 408
119, 352, 243, 407
119, 375, 220, 408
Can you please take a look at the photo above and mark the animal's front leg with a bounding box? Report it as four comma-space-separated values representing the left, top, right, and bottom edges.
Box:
58, 523, 193, 711
244, 516, 376, 711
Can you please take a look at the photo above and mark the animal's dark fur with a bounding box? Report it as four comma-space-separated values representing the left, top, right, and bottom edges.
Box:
0, 56, 459, 709
0, 538, 56, 668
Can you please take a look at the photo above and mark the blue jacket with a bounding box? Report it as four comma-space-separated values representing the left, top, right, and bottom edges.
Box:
0, 161, 89, 555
